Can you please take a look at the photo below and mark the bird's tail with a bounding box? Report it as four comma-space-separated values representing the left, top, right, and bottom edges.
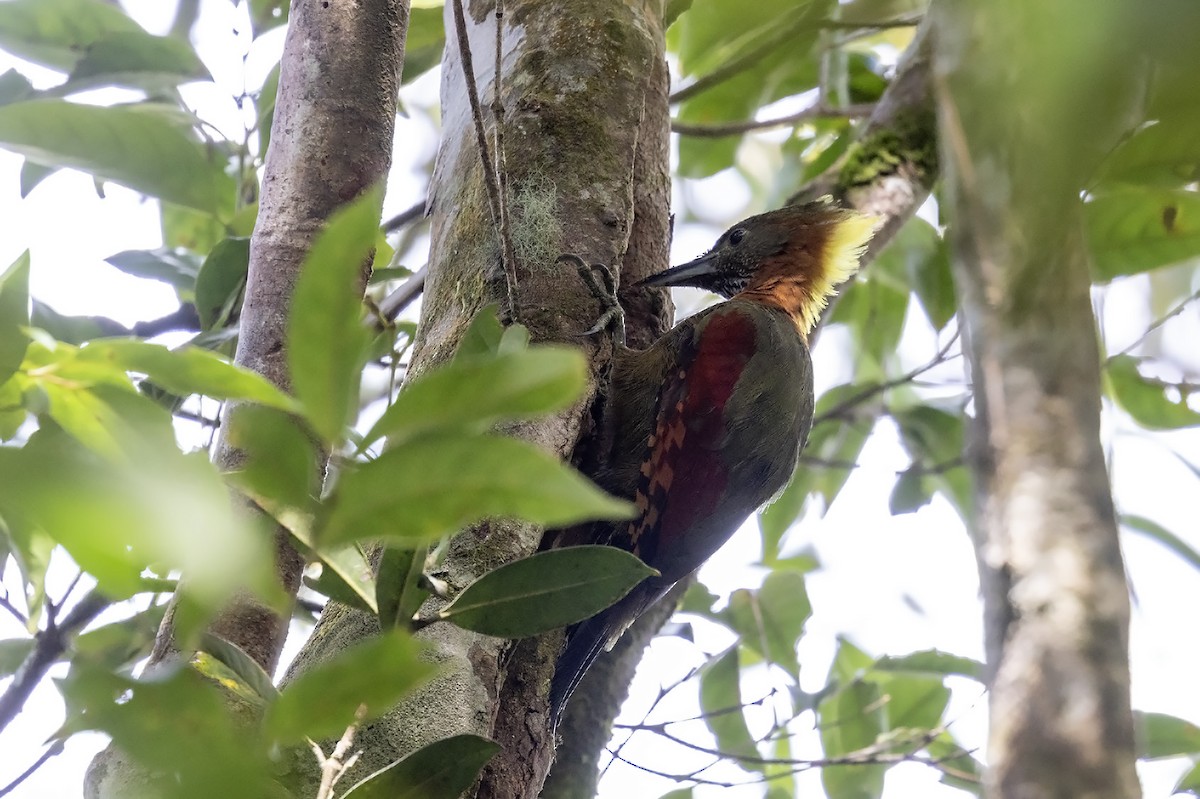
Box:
549, 611, 617, 728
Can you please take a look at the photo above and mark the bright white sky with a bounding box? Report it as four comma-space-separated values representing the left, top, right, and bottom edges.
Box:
2, 2, 1200, 798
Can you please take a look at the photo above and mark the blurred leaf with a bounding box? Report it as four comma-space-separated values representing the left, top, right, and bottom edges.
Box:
892, 405, 971, 517
320, 433, 634, 547
0, 69, 34, 105
830, 272, 909, 375
304, 544, 378, 615
58, 31, 210, 94
0, 376, 24, 440
1106, 354, 1200, 429
1086, 189, 1200, 281
402, 7, 445, 84
1176, 761, 1200, 796
0, 250, 30, 385
454, 305, 506, 359
874, 649, 984, 681
820, 641, 886, 799
60, 665, 275, 799
888, 467, 930, 515
161, 201, 226, 253
699, 647, 760, 764
362, 347, 586, 448
78, 338, 297, 412
287, 187, 382, 444
376, 543, 428, 630
255, 62, 279, 157
0, 637, 34, 678
1137, 711, 1200, 759
0, 0, 142, 71
194, 237, 250, 329
1122, 514, 1200, 576
73, 603, 166, 670
224, 405, 318, 512
1096, 112, 1200, 188
197, 633, 279, 703
438, 546, 655, 637
925, 731, 983, 796
248, 0, 289, 34
0, 100, 234, 214
266, 630, 435, 743
723, 570, 811, 679
880, 217, 954, 330
105, 248, 201, 296
873, 672, 948, 731
342, 734, 499, 799
19, 158, 55, 196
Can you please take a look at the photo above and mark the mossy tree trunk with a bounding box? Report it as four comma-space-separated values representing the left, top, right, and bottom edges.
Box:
281, 1, 671, 796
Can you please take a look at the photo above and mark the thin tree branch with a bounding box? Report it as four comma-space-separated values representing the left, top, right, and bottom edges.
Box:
671, 103, 875, 137
0, 740, 65, 798
450, 0, 520, 321
381, 200, 426, 233
1109, 285, 1200, 361
0, 590, 110, 733
378, 265, 428, 323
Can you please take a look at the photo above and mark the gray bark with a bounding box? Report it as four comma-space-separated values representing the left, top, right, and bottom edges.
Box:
934, 3, 1140, 797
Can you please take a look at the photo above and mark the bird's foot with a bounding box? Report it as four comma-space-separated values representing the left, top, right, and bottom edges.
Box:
558, 254, 626, 347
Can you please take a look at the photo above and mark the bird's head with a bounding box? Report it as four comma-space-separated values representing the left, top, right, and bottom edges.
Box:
641, 200, 878, 333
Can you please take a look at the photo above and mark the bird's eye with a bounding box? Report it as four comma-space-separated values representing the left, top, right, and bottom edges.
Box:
728, 228, 746, 246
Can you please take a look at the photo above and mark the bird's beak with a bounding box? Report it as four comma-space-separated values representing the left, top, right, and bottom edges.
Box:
637, 251, 719, 289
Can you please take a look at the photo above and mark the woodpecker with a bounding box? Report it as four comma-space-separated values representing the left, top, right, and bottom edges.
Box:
550, 200, 876, 724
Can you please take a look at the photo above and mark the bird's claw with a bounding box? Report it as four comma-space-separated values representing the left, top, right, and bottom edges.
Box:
558, 254, 626, 346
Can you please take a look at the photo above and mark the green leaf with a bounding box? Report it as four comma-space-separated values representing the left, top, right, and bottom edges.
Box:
105, 248, 201, 296
342, 734, 499, 799
0, 251, 30, 385
1106, 354, 1200, 429
362, 347, 586, 448
320, 433, 634, 547
1122, 514, 1200, 575
266, 630, 435, 743
722, 570, 811, 679
287, 187, 382, 444
58, 31, 209, 94
401, 7, 446, 85
925, 732, 983, 796
194, 237, 250, 329
880, 217, 954, 330
438, 546, 655, 638
819, 666, 886, 799
78, 338, 297, 412
1086, 189, 1200, 281
873, 649, 984, 681
0, 69, 34, 106
72, 603, 166, 670
19, 159, 54, 196
1137, 711, 1200, 759
873, 672, 949, 732
1096, 112, 1200, 188
304, 543, 378, 615
59, 664, 275, 799
1176, 761, 1200, 796
224, 405, 318, 511
0, 0, 142, 71
376, 543, 428, 630
0, 100, 234, 213
197, 633, 279, 703
830, 272, 909, 376
0, 637, 34, 678
454, 305, 506, 359
699, 647, 760, 765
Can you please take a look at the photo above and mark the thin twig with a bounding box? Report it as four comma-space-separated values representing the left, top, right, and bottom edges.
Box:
812, 330, 962, 428
1109, 285, 1200, 361
0, 590, 111, 733
492, 0, 520, 294
450, 0, 519, 321
0, 740, 65, 798
670, 11, 828, 105
312, 704, 367, 799
672, 102, 876, 138
378, 265, 428, 324
0, 593, 26, 627
381, 200, 426, 234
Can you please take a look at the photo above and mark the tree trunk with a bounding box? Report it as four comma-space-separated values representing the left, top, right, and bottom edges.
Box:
934, 3, 1140, 797
279, 1, 670, 796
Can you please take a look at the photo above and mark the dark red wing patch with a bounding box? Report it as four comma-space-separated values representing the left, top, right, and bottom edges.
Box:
626, 309, 757, 572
